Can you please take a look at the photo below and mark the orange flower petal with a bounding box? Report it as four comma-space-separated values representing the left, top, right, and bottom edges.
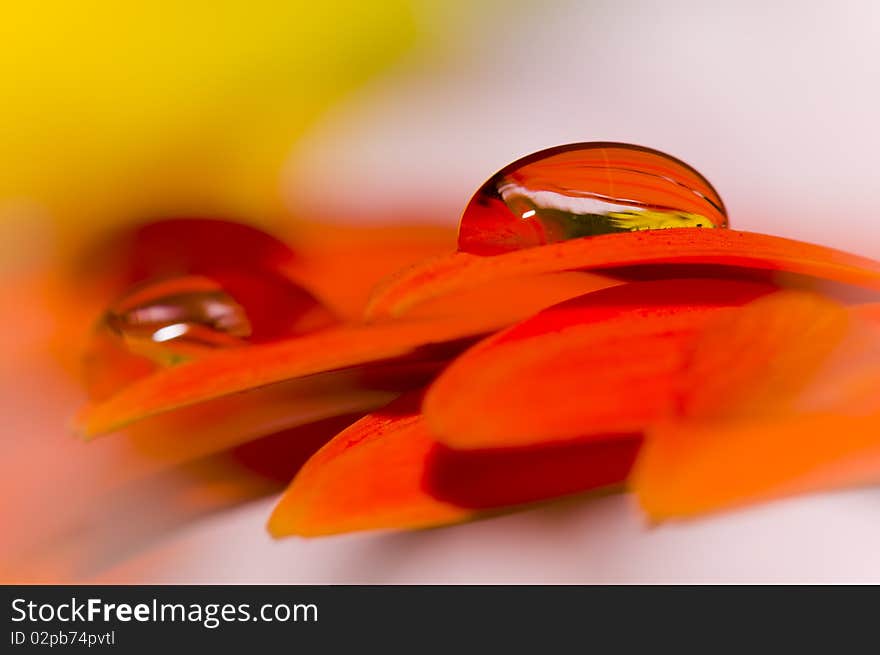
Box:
57, 220, 452, 378
366, 229, 880, 319
855, 301, 880, 324
677, 291, 851, 420
268, 394, 640, 537
424, 278, 779, 450
268, 394, 465, 536
632, 291, 880, 519
284, 222, 457, 319
386, 270, 618, 322
633, 414, 880, 521
74, 217, 299, 289
118, 361, 441, 475
76, 270, 619, 438
74, 315, 491, 437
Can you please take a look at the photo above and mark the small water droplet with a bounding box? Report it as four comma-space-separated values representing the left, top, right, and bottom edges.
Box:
105, 275, 252, 362
458, 142, 728, 255
84, 270, 337, 398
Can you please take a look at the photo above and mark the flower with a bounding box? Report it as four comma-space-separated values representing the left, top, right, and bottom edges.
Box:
73, 144, 880, 538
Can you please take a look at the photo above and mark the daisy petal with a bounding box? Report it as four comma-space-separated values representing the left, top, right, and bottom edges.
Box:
268, 394, 467, 536
268, 394, 640, 536
424, 436, 641, 511
424, 278, 779, 450
633, 415, 880, 521
74, 316, 489, 437
381, 270, 618, 321
366, 229, 880, 319
283, 222, 457, 318
118, 361, 443, 475
632, 291, 880, 519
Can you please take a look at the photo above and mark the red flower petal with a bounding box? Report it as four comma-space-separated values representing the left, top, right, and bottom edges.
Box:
425, 437, 641, 511
75, 315, 494, 437
367, 229, 880, 319
377, 269, 618, 322
77, 269, 621, 437
424, 278, 779, 450
283, 222, 457, 318
632, 291, 880, 519
268, 393, 640, 536
118, 362, 438, 474
268, 394, 465, 536
634, 414, 880, 521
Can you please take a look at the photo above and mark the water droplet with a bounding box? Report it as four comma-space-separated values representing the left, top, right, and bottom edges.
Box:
104, 275, 253, 363
458, 142, 728, 255
84, 270, 336, 398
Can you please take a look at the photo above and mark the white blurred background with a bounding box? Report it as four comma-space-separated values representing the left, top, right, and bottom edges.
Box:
287, 0, 880, 257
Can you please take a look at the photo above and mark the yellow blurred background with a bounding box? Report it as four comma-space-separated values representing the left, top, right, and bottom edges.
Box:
0, 1, 444, 272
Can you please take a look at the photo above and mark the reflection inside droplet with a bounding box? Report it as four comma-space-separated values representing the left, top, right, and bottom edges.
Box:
151, 323, 191, 343
103, 275, 253, 365
458, 142, 728, 255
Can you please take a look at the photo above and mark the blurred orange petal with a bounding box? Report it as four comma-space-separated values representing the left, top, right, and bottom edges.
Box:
77, 271, 622, 439
54, 219, 450, 376
384, 270, 618, 322
424, 278, 778, 450
284, 222, 457, 319
632, 291, 880, 519
634, 415, 880, 521
268, 394, 466, 536
677, 292, 851, 420
367, 229, 880, 319
75, 217, 299, 288
116, 361, 441, 477
268, 394, 640, 537
75, 315, 493, 437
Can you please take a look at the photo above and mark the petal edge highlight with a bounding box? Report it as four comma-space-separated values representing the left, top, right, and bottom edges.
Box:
75, 317, 489, 437
366, 229, 880, 319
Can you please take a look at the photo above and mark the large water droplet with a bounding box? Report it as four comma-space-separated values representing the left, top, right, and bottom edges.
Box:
458, 142, 728, 255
